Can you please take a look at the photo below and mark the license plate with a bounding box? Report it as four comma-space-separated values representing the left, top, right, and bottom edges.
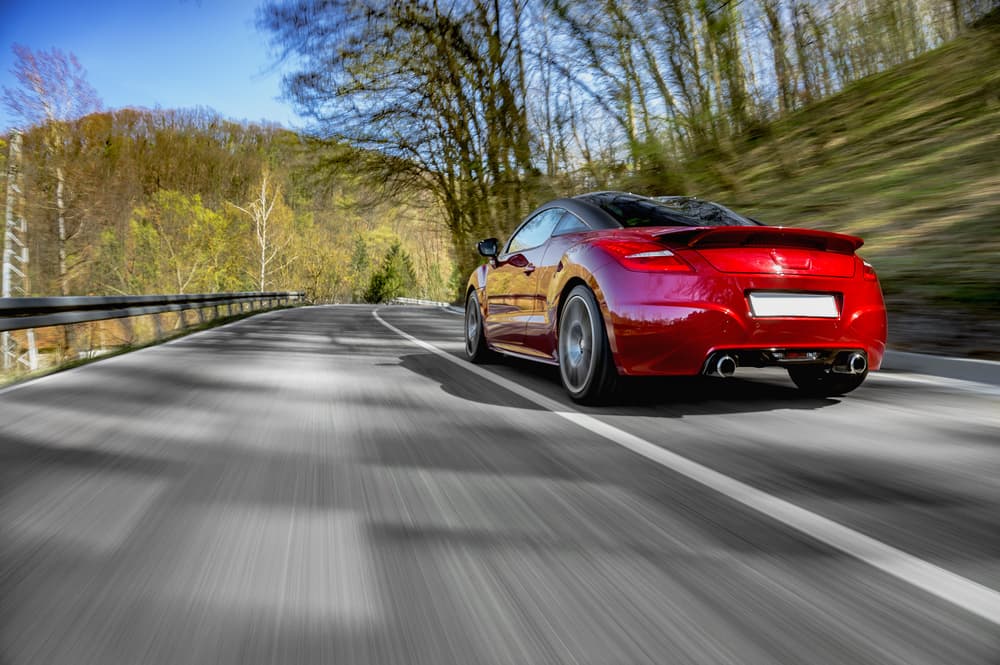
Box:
748, 292, 839, 318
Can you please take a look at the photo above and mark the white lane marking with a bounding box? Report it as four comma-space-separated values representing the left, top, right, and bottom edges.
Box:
373, 308, 1000, 626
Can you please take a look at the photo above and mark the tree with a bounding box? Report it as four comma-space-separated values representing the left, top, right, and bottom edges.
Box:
2, 45, 101, 295
283, 214, 347, 302
349, 234, 371, 302
258, 0, 537, 288
120, 190, 236, 294
2, 45, 101, 126
231, 169, 292, 291
362, 240, 417, 303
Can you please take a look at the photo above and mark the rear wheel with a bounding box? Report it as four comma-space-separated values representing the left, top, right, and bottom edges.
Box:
558, 285, 618, 404
788, 366, 868, 397
465, 291, 495, 363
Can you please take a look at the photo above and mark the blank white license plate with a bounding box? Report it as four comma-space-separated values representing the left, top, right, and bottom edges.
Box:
748, 292, 839, 318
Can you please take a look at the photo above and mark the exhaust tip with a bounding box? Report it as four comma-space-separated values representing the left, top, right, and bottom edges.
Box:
715, 355, 737, 378
833, 352, 868, 374
848, 352, 867, 374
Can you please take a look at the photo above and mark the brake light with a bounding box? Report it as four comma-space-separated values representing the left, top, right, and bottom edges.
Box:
598, 240, 693, 272
862, 260, 878, 281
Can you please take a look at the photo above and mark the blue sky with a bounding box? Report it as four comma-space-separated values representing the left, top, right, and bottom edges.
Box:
0, 0, 304, 131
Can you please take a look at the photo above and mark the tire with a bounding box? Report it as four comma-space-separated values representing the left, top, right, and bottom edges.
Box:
465, 291, 495, 363
558, 285, 619, 404
787, 365, 868, 397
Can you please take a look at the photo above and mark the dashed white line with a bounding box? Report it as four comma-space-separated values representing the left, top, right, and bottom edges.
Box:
373, 308, 1000, 627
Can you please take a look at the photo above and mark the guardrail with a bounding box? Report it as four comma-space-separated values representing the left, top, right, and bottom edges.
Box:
0, 291, 305, 332
390, 297, 452, 307
0, 291, 305, 375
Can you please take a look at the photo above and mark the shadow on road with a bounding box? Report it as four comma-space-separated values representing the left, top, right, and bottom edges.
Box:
395, 351, 839, 417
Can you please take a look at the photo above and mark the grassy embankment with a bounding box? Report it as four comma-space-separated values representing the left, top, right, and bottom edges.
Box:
695, 12, 1000, 356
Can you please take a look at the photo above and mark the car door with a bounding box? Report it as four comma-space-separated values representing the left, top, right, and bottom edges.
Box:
522, 210, 592, 358
484, 208, 563, 353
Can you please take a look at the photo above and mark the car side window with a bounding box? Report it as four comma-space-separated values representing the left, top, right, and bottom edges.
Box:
505, 208, 563, 254
552, 211, 589, 236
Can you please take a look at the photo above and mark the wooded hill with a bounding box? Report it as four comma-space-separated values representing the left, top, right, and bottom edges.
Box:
1, 107, 455, 303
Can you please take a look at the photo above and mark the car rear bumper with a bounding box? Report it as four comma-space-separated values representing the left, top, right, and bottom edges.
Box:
597, 269, 887, 376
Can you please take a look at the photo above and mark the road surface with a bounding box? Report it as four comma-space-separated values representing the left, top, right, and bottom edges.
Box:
2, 305, 998, 664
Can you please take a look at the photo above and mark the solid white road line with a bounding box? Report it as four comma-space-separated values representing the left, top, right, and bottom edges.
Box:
373, 308, 1000, 627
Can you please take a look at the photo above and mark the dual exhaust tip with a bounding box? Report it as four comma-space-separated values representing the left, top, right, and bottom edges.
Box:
704, 351, 867, 377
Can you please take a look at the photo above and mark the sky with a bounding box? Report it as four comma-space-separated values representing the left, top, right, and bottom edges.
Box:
0, 0, 305, 132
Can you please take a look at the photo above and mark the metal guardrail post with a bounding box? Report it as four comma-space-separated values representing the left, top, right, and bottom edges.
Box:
152, 313, 163, 340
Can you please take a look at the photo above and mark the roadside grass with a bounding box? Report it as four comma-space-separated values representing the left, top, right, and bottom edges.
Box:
694, 14, 1000, 325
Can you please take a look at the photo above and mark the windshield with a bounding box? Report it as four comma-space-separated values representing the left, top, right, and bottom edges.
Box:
579, 193, 761, 228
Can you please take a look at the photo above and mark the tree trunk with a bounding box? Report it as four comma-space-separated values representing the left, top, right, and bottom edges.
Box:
805, 5, 833, 97
792, 1, 815, 105
56, 165, 68, 295
763, 0, 796, 115
260, 230, 267, 291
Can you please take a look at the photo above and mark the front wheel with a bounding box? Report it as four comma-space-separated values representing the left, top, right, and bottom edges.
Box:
465, 291, 495, 363
787, 366, 868, 397
558, 285, 619, 404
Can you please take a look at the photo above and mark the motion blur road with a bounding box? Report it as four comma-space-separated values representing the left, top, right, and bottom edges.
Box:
2, 305, 998, 664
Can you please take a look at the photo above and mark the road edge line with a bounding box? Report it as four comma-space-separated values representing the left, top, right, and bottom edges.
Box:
883, 350, 1000, 387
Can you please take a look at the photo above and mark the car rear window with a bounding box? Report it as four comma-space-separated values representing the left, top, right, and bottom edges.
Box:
580, 193, 760, 228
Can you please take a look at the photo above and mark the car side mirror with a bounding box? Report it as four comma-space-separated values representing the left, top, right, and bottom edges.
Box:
477, 238, 499, 257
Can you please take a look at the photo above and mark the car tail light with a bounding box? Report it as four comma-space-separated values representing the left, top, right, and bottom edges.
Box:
597, 240, 693, 272
862, 260, 878, 281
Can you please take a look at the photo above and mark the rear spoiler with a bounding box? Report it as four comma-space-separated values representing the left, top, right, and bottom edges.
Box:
652, 226, 864, 254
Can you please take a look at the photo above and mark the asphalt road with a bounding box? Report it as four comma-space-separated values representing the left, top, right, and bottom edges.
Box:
2, 305, 998, 664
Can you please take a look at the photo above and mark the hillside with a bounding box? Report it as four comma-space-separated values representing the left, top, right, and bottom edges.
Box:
0, 110, 454, 306
695, 11, 1000, 358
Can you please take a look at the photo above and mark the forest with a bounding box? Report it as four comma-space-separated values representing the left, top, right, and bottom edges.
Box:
1, 106, 454, 303
3, 0, 997, 313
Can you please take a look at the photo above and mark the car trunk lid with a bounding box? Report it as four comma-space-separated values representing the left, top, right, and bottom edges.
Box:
654, 226, 862, 277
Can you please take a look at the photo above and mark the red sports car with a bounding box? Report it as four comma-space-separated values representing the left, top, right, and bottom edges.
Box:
464, 192, 887, 403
